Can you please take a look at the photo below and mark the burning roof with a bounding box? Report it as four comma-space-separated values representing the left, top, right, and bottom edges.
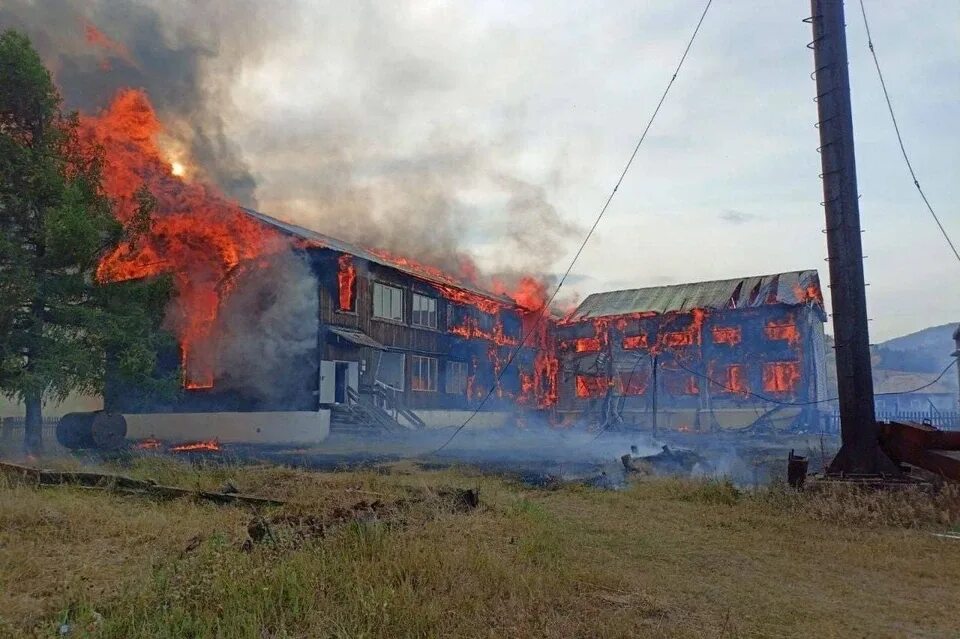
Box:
566, 270, 823, 322
240, 208, 519, 309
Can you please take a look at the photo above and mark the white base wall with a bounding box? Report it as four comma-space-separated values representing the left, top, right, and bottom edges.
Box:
408, 410, 513, 430
124, 410, 331, 445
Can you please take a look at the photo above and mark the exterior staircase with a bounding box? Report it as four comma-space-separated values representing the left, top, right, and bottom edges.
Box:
328, 387, 423, 435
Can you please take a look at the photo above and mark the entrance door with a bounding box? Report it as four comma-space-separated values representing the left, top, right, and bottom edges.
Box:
334, 362, 349, 404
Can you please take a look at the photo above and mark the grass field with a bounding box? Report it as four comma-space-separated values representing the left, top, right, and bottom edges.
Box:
1, 455, 959, 638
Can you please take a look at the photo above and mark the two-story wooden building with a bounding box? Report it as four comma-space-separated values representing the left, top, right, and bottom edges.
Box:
553, 271, 828, 432
106, 208, 550, 435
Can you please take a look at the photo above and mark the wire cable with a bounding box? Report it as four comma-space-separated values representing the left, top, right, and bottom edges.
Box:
857, 0, 960, 263
428, 0, 715, 454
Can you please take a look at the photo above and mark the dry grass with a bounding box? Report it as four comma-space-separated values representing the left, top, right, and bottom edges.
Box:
2, 457, 960, 638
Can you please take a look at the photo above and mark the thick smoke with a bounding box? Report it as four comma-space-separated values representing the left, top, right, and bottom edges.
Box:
0, 0, 265, 206
214, 252, 318, 404
3, 1, 580, 282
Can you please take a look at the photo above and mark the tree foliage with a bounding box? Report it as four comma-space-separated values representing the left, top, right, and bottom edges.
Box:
0, 30, 175, 451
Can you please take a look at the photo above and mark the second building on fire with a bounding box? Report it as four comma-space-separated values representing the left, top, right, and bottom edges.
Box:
109, 206, 827, 435
554, 271, 828, 432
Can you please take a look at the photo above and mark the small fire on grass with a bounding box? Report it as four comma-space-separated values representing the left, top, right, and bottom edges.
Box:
132, 438, 222, 453
170, 440, 222, 453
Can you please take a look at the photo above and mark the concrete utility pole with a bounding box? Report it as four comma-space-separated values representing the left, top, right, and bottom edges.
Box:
808, 0, 897, 474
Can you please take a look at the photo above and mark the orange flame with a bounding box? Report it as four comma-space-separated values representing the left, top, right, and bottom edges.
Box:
762, 361, 801, 393
337, 254, 356, 311
711, 326, 742, 345
80, 90, 291, 388
170, 439, 221, 453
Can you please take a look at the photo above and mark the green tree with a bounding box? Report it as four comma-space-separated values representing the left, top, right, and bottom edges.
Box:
0, 30, 174, 452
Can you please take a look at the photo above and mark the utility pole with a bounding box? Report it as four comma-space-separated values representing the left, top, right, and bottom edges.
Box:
651, 354, 658, 437
808, 0, 897, 474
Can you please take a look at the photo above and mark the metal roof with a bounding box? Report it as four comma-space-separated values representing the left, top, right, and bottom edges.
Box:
567, 270, 823, 321
241, 208, 516, 307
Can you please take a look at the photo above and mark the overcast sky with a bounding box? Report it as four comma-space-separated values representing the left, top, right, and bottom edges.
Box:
212, 0, 957, 342
7, 0, 957, 342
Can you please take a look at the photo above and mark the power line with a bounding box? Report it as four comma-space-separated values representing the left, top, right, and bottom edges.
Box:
857, 0, 960, 263
429, 0, 715, 454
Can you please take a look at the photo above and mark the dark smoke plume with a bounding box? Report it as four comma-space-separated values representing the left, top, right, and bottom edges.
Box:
2, 1, 580, 283
0, 0, 263, 206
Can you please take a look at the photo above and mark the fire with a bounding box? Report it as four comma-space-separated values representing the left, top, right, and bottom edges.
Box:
762, 361, 801, 393
725, 364, 748, 395
82, 20, 132, 70
711, 326, 741, 345
170, 161, 186, 177
764, 317, 800, 345
81, 89, 291, 388
337, 254, 356, 311
574, 337, 603, 353
622, 334, 648, 349
575, 375, 609, 398
170, 439, 221, 453
134, 438, 162, 450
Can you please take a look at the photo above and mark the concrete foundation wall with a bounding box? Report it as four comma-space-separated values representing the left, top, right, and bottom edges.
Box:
125, 410, 331, 445
408, 410, 513, 430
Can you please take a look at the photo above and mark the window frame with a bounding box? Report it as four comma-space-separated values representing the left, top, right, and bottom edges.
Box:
445, 361, 468, 394
411, 293, 438, 329
372, 282, 405, 323
411, 355, 439, 392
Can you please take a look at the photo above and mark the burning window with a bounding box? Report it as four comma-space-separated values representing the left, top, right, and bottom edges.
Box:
373, 283, 404, 322
574, 337, 603, 352
446, 361, 468, 394
723, 364, 748, 395
575, 375, 609, 398
663, 373, 699, 395
337, 254, 356, 312
622, 334, 648, 350
764, 319, 799, 344
411, 355, 438, 391
711, 326, 741, 345
412, 293, 438, 329
762, 361, 801, 393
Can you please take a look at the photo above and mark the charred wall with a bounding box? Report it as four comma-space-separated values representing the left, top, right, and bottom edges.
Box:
555, 304, 826, 431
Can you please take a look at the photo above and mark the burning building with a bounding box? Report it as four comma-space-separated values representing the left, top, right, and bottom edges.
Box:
554, 271, 828, 432
105, 207, 555, 440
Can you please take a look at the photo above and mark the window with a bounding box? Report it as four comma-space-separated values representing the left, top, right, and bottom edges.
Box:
446, 361, 468, 394
411, 356, 438, 391
373, 283, 404, 322
412, 293, 438, 328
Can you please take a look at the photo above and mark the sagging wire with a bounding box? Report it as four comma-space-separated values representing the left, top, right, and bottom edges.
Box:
427, 0, 715, 455
857, 0, 960, 264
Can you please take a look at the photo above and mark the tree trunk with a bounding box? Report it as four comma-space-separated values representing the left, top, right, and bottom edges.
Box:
24, 391, 42, 454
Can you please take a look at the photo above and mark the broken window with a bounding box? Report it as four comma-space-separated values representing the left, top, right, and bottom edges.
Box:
412, 293, 437, 329
373, 282, 404, 322
575, 375, 609, 398
622, 333, 648, 349
337, 254, 356, 312
446, 361, 468, 394
411, 355, 438, 391
762, 361, 801, 392
711, 326, 741, 345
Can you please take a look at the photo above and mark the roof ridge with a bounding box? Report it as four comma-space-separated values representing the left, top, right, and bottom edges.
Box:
581, 270, 818, 300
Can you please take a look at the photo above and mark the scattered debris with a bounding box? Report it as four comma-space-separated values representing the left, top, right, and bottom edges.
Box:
0, 461, 284, 507
621, 445, 705, 476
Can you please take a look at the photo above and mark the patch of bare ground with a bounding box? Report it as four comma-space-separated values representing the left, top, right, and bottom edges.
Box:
1, 457, 959, 638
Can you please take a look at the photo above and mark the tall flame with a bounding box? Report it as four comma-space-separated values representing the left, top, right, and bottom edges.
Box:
80, 89, 290, 387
